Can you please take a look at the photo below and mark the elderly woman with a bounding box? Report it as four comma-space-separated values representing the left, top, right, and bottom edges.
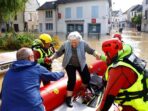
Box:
50, 31, 100, 107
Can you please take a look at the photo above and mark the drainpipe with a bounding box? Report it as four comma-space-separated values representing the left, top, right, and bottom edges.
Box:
55, 3, 58, 35
23, 11, 25, 32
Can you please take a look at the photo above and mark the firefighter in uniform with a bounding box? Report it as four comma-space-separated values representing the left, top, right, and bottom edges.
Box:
97, 38, 148, 111
32, 34, 55, 85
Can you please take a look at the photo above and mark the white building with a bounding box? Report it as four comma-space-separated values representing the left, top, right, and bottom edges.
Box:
1, 0, 40, 32
111, 10, 129, 30
111, 10, 122, 28
37, 2, 57, 34
38, 0, 112, 35
24, 0, 40, 32
119, 11, 128, 28
125, 5, 142, 28
130, 5, 142, 18
142, 0, 148, 32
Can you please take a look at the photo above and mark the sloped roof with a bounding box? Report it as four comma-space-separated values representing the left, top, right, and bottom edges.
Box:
57, 0, 94, 4
123, 10, 128, 14
123, 5, 139, 14
131, 5, 142, 12
37, 0, 111, 10
36, 0, 40, 6
37, 1, 57, 10
112, 10, 120, 16
136, 5, 142, 12
57, 0, 111, 7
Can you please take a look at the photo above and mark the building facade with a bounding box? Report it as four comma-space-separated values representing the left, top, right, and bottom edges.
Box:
1, 0, 39, 32
111, 10, 122, 28
24, 0, 40, 32
38, 2, 57, 34
142, 0, 148, 32
38, 0, 112, 35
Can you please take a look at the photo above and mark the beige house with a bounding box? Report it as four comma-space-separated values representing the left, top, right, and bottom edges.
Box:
37, 2, 57, 34
1, 0, 40, 32
142, 0, 148, 32
24, 0, 40, 32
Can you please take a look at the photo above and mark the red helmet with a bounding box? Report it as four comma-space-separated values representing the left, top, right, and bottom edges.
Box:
113, 33, 122, 41
102, 38, 123, 59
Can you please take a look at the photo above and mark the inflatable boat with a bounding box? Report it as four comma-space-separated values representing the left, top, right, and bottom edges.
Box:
40, 60, 107, 111
0, 57, 122, 111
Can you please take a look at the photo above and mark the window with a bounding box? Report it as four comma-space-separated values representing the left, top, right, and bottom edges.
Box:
65, 7, 71, 18
145, 10, 148, 19
39, 23, 42, 32
46, 23, 53, 30
67, 24, 84, 34
91, 6, 99, 18
88, 24, 101, 34
46, 10, 53, 18
29, 13, 32, 21
14, 15, 17, 21
134, 12, 136, 16
132, 12, 134, 16
77, 7, 83, 19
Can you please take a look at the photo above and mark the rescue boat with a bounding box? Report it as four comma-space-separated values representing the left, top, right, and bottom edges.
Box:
40, 60, 107, 111
40, 75, 82, 111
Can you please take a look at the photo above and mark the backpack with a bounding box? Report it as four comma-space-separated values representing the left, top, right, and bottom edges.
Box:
121, 53, 148, 102
123, 53, 147, 74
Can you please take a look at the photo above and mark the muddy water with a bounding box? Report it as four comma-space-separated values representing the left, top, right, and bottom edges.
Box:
0, 31, 148, 92
121, 31, 148, 62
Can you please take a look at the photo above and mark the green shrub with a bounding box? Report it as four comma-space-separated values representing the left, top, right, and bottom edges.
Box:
0, 32, 36, 50
0, 33, 61, 51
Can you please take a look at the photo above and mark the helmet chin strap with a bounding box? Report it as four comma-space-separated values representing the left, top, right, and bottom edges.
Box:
106, 52, 111, 60
106, 52, 118, 65
111, 55, 118, 63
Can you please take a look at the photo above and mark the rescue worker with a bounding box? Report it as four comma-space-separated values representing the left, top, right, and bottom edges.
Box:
99, 33, 132, 65
32, 34, 55, 85
97, 38, 148, 111
113, 33, 122, 41
50, 31, 100, 107
1, 47, 64, 111
90, 33, 123, 71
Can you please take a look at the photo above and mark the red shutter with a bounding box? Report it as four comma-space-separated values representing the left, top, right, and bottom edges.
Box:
58, 13, 61, 19
91, 18, 96, 24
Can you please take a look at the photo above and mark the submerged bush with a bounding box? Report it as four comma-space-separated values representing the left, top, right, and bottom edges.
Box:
0, 33, 61, 51
0, 32, 36, 50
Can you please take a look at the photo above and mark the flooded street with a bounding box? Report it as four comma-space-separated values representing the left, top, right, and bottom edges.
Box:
121, 30, 148, 62
0, 29, 148, 92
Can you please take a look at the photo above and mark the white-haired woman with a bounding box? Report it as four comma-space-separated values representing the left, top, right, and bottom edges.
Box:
50, 31, 100, 107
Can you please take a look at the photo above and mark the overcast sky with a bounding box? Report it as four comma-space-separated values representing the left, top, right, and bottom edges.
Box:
112, 0, 142, 12
38, 0, 143, 12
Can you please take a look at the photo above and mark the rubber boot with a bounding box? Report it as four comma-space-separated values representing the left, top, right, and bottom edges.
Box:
65, 96, 73, 107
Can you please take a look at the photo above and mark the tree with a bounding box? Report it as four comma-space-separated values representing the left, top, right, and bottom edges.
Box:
0, 0, 28, 32
131, 15, 142, 31
131, 14, 142, 25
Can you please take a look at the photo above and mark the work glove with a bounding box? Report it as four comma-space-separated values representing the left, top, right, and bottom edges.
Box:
44, 57, 52, 64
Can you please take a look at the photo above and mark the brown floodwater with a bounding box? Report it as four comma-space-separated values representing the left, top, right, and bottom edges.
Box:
0, 30, 148, 92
